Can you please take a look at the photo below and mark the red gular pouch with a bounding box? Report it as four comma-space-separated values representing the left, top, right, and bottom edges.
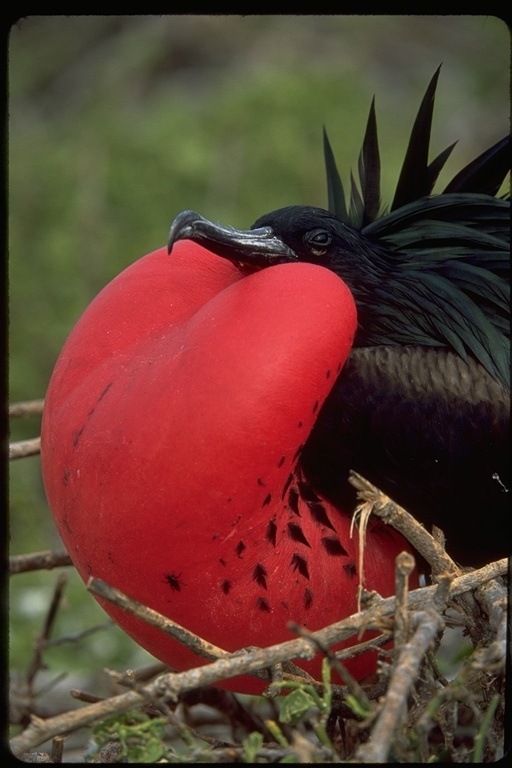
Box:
41, 240, 418, 695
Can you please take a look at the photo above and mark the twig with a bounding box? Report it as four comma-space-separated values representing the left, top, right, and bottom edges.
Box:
10, 550, 73, 574
87, 577, 231, 663
9, 399, 45, 418
88, 577, 307, 690
26, 573, 68, 690
473, 571, 508, 636
11, 688, 146, 757
50, 736, 64, 763
356, 607, 445, 762
41, 621, 114, 648
70, 689, 105, 704
118, 661, 170, 684
290, 622, 372, 715
9, 437, 41, 460
349, 470, 461, 577
11, 558, 506, 756
91, 559, 506, 667
70, 663, 168, 702
393, 551, 416, 656
335, 631, 393, 660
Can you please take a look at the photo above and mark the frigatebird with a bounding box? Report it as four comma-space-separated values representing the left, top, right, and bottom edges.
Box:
167, 69, 510, 566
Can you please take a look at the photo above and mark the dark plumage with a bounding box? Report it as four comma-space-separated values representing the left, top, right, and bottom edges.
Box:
167, 69, 510, 565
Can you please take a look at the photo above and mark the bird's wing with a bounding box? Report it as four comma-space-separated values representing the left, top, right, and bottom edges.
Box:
301, 344, 510, 564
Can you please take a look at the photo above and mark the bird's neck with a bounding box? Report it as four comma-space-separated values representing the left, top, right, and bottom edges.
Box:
330, 233, 405, 346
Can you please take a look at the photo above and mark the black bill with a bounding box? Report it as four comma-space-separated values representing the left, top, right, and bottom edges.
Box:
167, 210, 298, 268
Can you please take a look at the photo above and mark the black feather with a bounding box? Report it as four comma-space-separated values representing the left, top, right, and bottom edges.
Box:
444, 136, 511, 195
356, 97, 381, 227
392, 66, 446, 208
323, 127, 348, 223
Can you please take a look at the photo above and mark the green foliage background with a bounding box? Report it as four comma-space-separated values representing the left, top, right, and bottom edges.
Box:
8, 15, 510, 690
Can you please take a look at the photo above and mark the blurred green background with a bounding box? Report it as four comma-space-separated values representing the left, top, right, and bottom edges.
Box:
8, 15, 510, 698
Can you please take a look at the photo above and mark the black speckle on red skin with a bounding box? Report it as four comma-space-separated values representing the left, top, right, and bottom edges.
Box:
163, 572, 185, 592
288, 487, 300, 515
219, 558, 227, 567
304, 588, 314, 609
62, 513, 72, 533
262, 493, 272, 507
221, 579, 232, 595
291, 553, 310, 580
277, 456, 286, 468
253, 563, 268, 589
257, 477, 266, 487
326, 369, 331, 379
307, 502, 336, 531
98, 382, 114, 402
312, 400, 319, 414
72, 426, 85, 447
343, 562, 357, 578
235, 541, 246, 558
321, 536, 349, 557
72, 382, 114, 447
266, 519, 277, 546
287, 522, 311, 548
257, 597, 271, 612
62, 469, 70, 486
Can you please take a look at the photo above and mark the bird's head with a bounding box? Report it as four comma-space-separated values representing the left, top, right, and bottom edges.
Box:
168, 205, 394, 296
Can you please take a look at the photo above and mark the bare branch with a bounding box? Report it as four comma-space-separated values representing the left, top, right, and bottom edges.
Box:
50, 736, 64, 764
10, 550, 73, 575
349, 470, 462, 577
9, 400, 45, 418
356, 608, 445, 762
335, 631, 393, 660
11, 689, 146, 757
26, 573, 68, 690
9, 438, 41, 460
87, 577, 231, 663
393, 550, 416, 656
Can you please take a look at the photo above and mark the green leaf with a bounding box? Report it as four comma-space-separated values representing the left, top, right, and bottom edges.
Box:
279, 688, 318, 726
345, 693, 373, 719
242, 731, 264, 763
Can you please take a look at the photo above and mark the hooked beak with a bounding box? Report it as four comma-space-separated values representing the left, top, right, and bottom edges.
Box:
167, 210, 298, 269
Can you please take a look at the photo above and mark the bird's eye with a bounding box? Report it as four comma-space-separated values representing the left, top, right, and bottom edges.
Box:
304, 229, 332, 256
